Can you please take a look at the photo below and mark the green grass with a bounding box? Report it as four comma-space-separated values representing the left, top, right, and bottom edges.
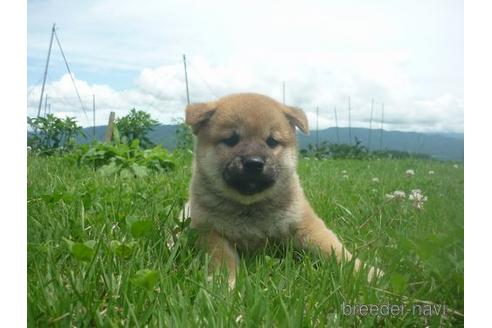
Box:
27, 153, 463, 327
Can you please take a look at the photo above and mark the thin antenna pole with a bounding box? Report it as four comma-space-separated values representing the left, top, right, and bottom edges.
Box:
334, 106, 340, 143
316, 106, 319, 148
348, 96, 352, 145
282, 81, 285, 104
183, 54, 190, 105
37, 23, 56, 118
43, 94, 48, 117
380, 103, 385, 151
368, 98, 374, 150
92, 94, 96, 141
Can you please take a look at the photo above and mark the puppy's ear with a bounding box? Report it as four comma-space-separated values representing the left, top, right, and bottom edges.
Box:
283, 106, 309, 134
185, 102, 216, 134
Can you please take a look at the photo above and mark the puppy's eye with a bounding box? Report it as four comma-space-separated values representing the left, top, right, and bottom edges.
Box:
222, 133, 239, 147
266, 136, 279, 148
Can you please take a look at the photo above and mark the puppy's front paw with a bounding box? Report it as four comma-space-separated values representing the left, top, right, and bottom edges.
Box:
367, 266, 384, 282
207, 274, 236, 289
228, 276, 236, 289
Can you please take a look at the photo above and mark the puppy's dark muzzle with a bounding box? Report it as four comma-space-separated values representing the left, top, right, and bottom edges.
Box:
223, 156, 275, 195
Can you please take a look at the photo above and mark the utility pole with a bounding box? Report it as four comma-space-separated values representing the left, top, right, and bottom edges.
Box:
368, 98, 374, 150
92, 94, 96, 141
348, 96, 352, 145
380, 103, 385, 151
316, 106, 319, 148
282, 81, 285, 104
37, 23, 56, 118
183, 54, 190, 105
43, 94, 48, 117
334, 106, 340, 143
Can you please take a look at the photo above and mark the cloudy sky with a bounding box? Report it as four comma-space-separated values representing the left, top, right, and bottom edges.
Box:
27, 0, 463, 133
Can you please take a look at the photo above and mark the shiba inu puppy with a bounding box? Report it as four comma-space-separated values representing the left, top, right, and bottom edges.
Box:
185, 93, 381, 287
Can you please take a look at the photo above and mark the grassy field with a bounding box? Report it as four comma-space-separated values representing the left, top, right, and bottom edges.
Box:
27, 152, 464, 327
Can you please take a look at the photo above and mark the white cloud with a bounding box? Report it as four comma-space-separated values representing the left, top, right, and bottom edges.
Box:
27, 0, 463, 133
27, 55, 463, 133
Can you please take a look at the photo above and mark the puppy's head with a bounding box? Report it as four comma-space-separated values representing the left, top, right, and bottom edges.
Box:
186, 93, 308, 204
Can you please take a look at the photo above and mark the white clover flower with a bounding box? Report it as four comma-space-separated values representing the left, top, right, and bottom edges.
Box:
394, 190, 406, 198
453, 164, 459, 168
408, 189, 428, 210
372, 177, 380, 183
342, 175, 349, 179
428, 170, 435, 175
385, 190, 406, 200
405, 169, 415, 177
341, 170, 347, 174
409, 189, 422, 196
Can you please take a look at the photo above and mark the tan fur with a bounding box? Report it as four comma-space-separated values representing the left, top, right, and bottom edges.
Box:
186, 93, 382, 287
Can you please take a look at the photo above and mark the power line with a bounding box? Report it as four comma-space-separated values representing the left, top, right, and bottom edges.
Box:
316, 106, 319, 148
183, 54, 190, 104
93, 94, 96, 141
54, 29, 89, 120
348, 96, 352, 144
43, 94, 48, 117
334, 106, 340, 143
368, 98, 374, 150
380, 102, 385, 151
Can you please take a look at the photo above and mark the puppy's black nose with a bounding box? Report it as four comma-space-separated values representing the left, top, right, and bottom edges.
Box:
242, 156, 264, 174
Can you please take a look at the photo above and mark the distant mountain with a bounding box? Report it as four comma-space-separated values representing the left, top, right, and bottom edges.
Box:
79, 125, 464, 161
430, 132, 464, 140
297, 127, 463, 161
